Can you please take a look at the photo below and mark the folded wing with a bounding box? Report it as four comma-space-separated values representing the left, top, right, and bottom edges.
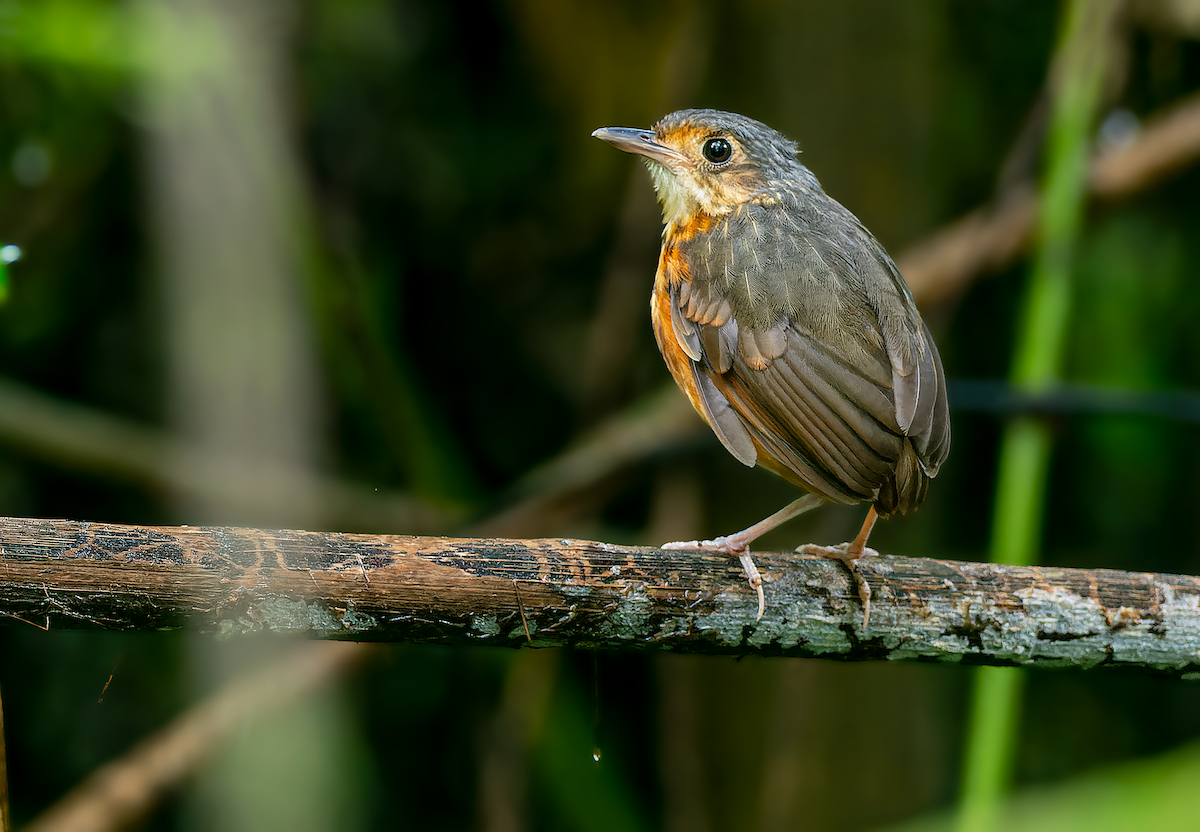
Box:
668, 195, 950, 514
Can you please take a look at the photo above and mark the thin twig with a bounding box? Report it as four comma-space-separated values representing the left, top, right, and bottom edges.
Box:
512, 580, 533, 643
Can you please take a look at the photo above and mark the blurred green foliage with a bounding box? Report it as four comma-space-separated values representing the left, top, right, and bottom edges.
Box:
2, 0, 1200, 830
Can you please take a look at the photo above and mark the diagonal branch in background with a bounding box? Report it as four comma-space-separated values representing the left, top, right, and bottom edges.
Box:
1, 515, 1198, 678
21, 641, 370, 832
470, 384, 704, 537
900, 88, 1200, 306
0, 376, 462, 535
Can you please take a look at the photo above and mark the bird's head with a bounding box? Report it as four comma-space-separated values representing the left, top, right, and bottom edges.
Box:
592, 109, 808, 226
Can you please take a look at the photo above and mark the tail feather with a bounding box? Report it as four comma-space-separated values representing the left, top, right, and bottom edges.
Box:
874, 440, 927, 516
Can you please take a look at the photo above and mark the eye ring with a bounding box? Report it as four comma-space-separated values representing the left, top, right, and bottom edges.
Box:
702, 137, 733, 165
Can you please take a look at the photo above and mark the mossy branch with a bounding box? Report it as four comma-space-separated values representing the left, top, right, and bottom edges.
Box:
0, 516, 1197, 677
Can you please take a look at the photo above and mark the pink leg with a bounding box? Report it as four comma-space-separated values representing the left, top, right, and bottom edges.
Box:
661, 493, 825, 619
847, 506, 879, 556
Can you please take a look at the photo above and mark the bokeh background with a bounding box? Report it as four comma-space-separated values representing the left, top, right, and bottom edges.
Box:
3, 0, 1200, 830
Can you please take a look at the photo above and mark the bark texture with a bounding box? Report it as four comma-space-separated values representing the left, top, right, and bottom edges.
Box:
1, 516, 1198, 677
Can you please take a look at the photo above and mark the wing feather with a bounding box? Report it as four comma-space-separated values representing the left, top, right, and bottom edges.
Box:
690, 359, 757, 467
671, 193, 950, 513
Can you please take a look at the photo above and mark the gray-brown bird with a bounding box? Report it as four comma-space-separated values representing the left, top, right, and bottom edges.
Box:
592, 109, 950, 623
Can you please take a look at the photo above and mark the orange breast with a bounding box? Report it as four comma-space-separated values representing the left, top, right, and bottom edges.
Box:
651, 212, 718, 429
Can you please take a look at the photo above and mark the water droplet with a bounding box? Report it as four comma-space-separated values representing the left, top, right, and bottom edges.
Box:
1098, 109, 1139, 152
592, 748, 602, 763
12, 141, 52, 187
0, 245, 19, 264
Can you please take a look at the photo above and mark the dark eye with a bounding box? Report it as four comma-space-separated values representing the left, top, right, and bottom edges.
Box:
702, 137, 733, 164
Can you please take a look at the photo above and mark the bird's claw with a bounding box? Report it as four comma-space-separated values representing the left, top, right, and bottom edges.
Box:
796, 542, 879, 561
661, 538, 764, 620
796, 543, 877, 631
738, 553, 766, 621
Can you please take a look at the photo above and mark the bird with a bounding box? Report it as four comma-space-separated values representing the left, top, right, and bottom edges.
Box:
592, 109, 950, 625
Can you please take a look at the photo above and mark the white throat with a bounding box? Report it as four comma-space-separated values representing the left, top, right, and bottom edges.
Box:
647, 161, 705, 227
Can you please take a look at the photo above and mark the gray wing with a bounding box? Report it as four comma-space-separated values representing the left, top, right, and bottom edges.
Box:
672, 195, 950, 512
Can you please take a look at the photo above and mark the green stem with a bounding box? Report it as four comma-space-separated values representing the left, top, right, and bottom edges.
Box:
958, 666, 1025, 832
956, 1, 1118, 830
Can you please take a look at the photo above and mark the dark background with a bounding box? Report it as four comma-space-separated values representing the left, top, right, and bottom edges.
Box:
3, 1, 1200, 829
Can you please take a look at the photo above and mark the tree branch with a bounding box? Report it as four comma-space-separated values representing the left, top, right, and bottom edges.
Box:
1, 516, 1197, 677
0, 376, 461, 535
899, 89, 1200, 307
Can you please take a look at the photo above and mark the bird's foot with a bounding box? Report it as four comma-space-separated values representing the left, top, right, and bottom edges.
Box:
660, 534, 745, 554
796, 543, 878, 630
736, 553, 766, 622
661, 538, 766, 621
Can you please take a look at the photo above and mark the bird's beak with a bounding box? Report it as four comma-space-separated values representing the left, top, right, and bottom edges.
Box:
592, 126, 686, 168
